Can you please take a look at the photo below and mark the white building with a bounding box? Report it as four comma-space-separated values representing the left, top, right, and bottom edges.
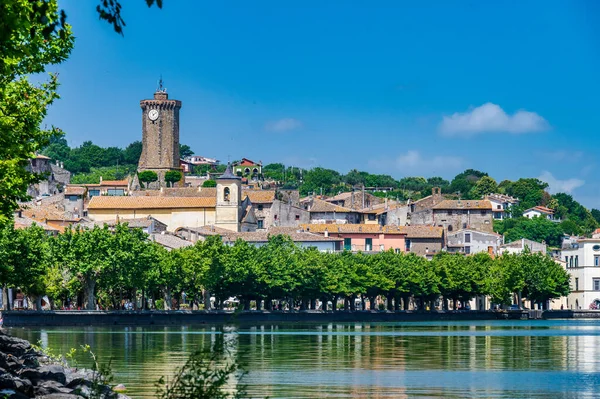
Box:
499, 238, 547, 255
446, 229, 502, 255
562, 238, 600, 310
523, 206, 559, 221
485, 193, 519, 220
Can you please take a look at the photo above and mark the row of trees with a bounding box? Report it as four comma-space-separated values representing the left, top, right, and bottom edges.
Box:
2, 224, 570, 312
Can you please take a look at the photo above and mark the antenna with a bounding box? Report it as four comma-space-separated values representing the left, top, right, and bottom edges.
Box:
157, 75, 166, 93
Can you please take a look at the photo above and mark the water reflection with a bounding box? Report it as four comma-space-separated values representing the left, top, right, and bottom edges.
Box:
8, 320, 600, 399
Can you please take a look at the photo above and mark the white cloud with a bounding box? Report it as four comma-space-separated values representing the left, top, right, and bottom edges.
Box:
369, 150, 463, 173
265, 118, 302, 132
439, 103, 549, 136
538, 171, 584, 194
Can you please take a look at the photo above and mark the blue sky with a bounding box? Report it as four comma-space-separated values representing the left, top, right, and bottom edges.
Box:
50, 1, 600, 208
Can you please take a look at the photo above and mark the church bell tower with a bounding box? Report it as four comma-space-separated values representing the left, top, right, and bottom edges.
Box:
137, 80, 182, 188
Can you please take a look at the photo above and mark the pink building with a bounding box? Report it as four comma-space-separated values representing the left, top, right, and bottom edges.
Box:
301, 224, 444, 257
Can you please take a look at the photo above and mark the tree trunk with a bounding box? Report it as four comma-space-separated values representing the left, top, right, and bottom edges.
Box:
203, 289, 211, 310
343, 297, 349, 311
350, 295, 356, 312
333, 295, 339, 312
84, 278, 96, 311
34, 295, 43, 311
256, 299, 262, 310
394, 296, 400, 312
403, 296, 410, 311
369, 296, 376, 311
265, 298, 272, 310
387, 294, 394, 311
310, 299, 316, 310
163, 286, 172, 310
2, 286, 10, 311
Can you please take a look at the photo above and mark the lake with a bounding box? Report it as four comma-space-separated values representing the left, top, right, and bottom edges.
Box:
7, 320, 600, 398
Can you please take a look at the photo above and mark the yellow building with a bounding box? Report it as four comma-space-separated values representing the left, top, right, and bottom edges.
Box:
87, 164, 257, 232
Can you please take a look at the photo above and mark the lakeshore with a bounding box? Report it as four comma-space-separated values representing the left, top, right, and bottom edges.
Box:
3, 309, 600, 327
7, 320, 600, 399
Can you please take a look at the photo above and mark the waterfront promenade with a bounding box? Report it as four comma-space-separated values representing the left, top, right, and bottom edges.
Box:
3, 309, 600, 327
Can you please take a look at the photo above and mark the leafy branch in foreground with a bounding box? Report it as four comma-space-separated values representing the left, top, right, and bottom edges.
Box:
155, 341, 259, 399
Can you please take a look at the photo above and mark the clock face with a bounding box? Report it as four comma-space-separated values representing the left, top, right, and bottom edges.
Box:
148, 109, 159, 121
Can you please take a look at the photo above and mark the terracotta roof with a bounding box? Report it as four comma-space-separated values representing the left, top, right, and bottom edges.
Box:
33, 154, 51, 160
149, 233, 193, 250
309, 198, 355, 213
22, 206, 74, 222
65, 186, 86, 196
130, 187, 216, 197
244, 190, 275, 204
432, 200, 492, 210
485, 193, 519, 204
14, 215, 59, 232
179, 225, 341, 243
375, 204, 407, 215
525, 206, 554, 215
88, 196, 216, 210
301, 223, 443, 238
100, 179, 128, 187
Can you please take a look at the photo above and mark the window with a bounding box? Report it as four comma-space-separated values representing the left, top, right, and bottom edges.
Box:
497, 205, 501, 210
257, 204, 263, 211
465, 246, 471, 255
344, 238, 352, 250
448, 210, 453, 216
465, 233, 471, 243
405, 239, 411, 252
107, 189, 124, 196
295, 214, 300, 221
594, 279, 600, 291
224, 187, 230, 201
595, 255, 600, 267
365, 238, 373, 251
368, 214, 376, 221
481, 210, 487, 216
570, 256, 573, 268
463, 223, 467, 229
88, 189, 100, 197
68, 195, 78, 202
274, 214, 278, 220
257, 220, 264, 229
575, 255, 579, 268
575, 278, 579, 291
448, 225, 453, 232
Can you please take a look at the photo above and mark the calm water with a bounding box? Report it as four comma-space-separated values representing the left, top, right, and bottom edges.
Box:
8, 320, 600, 398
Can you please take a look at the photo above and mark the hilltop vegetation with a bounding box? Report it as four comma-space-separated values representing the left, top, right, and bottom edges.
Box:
44, 139, 600, 240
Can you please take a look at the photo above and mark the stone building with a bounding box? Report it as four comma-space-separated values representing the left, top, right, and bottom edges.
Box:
233, 158, 262, 179
137, 83, 183, 188
446, 229, 502, 255
326, 191, 384, 210
26, 155, 71, 198
410, 199, 494, 234
303, 198, 361, 224
245, 190, 309, 230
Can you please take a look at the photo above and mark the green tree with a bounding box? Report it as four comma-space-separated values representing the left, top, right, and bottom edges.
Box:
521, 252, 570, 309
592, 209, 600, 225
494, 217, 564, 247
179, 144, 194, 158
123, 140, 143, 164
0, 0, 74, 224
165, 170, 183, 187
300, 167, 342, 196
138, 170, 158, 188
202, 180, 216, 188
54, 225, 113, 310
469, 176, 498, 199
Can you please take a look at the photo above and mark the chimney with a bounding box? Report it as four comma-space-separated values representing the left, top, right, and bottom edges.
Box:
385, 197, 388, 210
17, 210, 22, 218
99, 176, 103, 183
324, 229, 329, 237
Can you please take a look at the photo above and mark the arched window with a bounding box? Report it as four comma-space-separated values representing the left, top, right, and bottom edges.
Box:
448, 225, 453, 232
224, 187, 230, 202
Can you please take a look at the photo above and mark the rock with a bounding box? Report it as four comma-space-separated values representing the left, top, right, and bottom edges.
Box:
33, 379, 71, 396
0, 374, 34, 396
0, 390, 30, 399
19, 364, 66, 385
0, 352, 22, 372
113, 383, 126, 392
0, 333, 31, 357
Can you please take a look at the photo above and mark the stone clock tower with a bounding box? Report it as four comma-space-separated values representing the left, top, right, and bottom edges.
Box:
137, 81, 182, 188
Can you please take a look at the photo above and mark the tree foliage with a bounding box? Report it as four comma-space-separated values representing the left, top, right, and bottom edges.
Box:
138, 170, 158, 188
0, 0, 74, 224
165, 170, 183, 187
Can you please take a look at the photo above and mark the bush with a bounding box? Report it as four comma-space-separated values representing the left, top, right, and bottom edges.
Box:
155, 299, 165, 310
